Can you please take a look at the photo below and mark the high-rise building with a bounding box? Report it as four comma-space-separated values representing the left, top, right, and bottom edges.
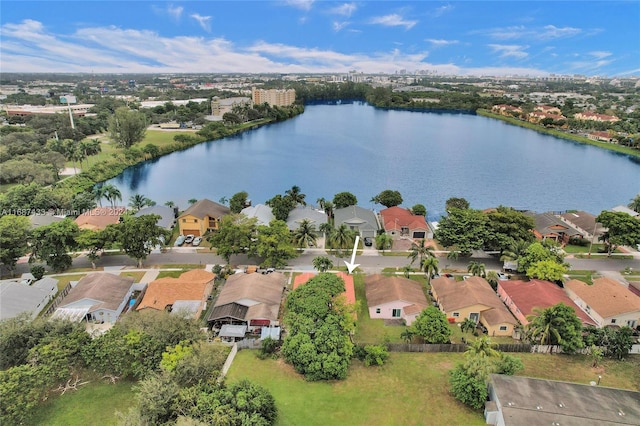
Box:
252, 88, 296, 106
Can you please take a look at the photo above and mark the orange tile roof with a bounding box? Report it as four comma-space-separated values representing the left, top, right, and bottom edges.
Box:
74, 207, 126, 230
137, 269, 214, 312
293, 272, 356, 306
380, 206, 428, 232
565, 277, 640, 318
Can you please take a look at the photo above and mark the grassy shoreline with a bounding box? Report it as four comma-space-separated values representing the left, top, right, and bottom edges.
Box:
476, 109, 640, 159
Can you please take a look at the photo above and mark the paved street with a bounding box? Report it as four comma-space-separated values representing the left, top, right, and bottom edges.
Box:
9, 247, 640, 277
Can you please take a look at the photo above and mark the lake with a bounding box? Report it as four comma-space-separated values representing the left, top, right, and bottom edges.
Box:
107, 102, 640, 220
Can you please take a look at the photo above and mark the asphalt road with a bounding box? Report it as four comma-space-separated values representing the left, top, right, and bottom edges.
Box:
10, 248, 640, 276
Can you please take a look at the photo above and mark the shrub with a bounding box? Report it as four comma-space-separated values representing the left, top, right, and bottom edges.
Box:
363, 344, 389, 367
30, 265, 45, 280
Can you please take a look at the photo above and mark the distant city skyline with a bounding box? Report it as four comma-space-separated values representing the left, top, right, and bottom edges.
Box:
1, 1, 638, 77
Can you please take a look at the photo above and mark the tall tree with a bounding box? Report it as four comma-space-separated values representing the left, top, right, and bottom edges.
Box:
76, 229, 109, 269
30, 219, 79, 272
596, 210, 640, 255
285, 185, 306, 206
526, 259, 567, 282
465, 336, 499, 358
0, 215, 31, 277
445, 197, 470, 211
421, 256, 439, 279
328, 224, 356, 251
332, 192, 357, 209
108, 107, 147, 147
526, 304, 584, 353
517, 241, 565, 273
114, 214, 169, 268
101, 184, 122, 208
411, 204, 427, 217
484, 206, 535, 252
434, 208, 488, 255
229, 191, 249, 213
281, 273, 354, 381
375, 233, 393, 251
628, 193, 640, 213
467, 261, 486, 277
207, 214, 257, 264
408, 238, 434, 266
372, 190, 403, 208
292, 219, 317, 248
266, 194, 295, 221
128, 194, 154, 212
256, 220, 298, 268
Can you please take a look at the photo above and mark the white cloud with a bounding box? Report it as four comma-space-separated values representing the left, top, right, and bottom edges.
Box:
477, 25, 582, 41
329, 3, 357, 17
284, 0, 314, 11
538, 25, 581, 40
333, 21, 350, 32
431, 4, 454, 18
190, 14, 212, 32
488, 44, 529, 59
589, 51, 611, 59
167, 5, 184, 20
370, 14, 417, 30
426, 38, 458, 47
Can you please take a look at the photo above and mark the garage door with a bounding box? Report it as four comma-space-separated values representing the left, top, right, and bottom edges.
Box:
413, 231, 426, 239
182, 229, 200, 236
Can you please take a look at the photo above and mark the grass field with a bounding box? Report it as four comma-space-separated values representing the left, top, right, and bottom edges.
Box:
226, 350, 640, 426
31, 379, 137, 426
119, 271, 146, 282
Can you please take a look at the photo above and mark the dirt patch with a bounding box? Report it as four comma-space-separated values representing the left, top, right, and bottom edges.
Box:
383, 319, 405, 326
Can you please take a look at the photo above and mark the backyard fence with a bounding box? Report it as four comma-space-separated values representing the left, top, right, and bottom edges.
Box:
383, 343, 532, 353
43, 282, 73, 317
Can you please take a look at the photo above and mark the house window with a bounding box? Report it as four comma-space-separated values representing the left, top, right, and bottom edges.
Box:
375, 308, 381, 314
182, 219, 186, 222
392, 309, 401, 318
194, 219, 198, 223
499, 326, 508, 331
611, 319, 616, 324
452, 312, 460, 318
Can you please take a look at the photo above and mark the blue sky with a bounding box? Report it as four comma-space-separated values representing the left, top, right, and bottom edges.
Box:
1, 1, 638, 76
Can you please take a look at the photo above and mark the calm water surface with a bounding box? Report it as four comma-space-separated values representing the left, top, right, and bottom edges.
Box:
107, 102, 640, 219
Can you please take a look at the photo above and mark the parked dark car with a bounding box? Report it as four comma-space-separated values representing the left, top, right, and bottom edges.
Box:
363, 237, 373, 247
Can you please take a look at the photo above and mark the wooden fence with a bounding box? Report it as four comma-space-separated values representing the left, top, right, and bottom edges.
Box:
43, 282, 73, 316
362, 343, 532, 353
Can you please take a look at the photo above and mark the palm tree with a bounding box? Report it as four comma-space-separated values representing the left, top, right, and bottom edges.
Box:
292, 219, 317, 248
460, 318, 477, 335
102, 184, 122, 208
467, 261, 486, 277
421, 256, 439, 280
188, 198, 198, 205
219, 196, 229, 205
408, 239, 434, 266
93, 185, 107, 207
447, 250, 460, 261
316, 197, 326, 210
312, 256, 333, 272
628, 193, 640, 213
485, 270, 499, 290
403, 264, 413, 278
329, 224, 356, 251
376, 233, 393, 252
526, 307, 564, 347
400, 329, 415, 343
128, 194, 153, 212
285, 185, 306, 206
319, 222, 333, 239
465, 336, 499, 358
165, 201, 176, 208
500, 239, 530, 263
323, 200, 334, 219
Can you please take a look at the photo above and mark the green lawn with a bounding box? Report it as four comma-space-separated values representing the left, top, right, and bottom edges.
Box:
51, 273, 88, 290
119, 271, 146, 282
31, 379, 137, 426
226, 350, 640, 426
226, 350, 485, 426
156, 270, 188, 279
565, 270, 597, 285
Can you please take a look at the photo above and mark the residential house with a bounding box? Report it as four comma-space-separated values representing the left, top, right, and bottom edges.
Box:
364, 274, 428, 325
0, 277, 58, 320
485, 374, 640, 426
525, 211, 581, 244
611, 205, 639, 217
29, 213, 66, 229
178, 199, 230, 237
564, 277, 640, 328
430, 276, 517, 337
207, 272, 285, 332
497, 279, 595, 326
136, 269, 215, 319
558, 211, 605, 241
533, 105, 562, 115
52, 273, 139, 323
334, 205, 381, 239
241, 204, 274, 226
587, 131, 615, 142
286, 206, 328, 232
380, 206, 432, 239
491, 104, 523, 117
134, 205, 176, 230
74, 207, 126, 231
574, 111, 620, 122
294, 272, 356, 318
527, 111, 566, 124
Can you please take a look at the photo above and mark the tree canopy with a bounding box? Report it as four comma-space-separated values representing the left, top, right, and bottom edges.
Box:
410, 306, 452, 344
484, 206, 535, 252
29, 218, 79, 272
445, 197, 470, 211
281, 273, 354, 381
332, 191, 358, 209
229, 191, 249, 213
255, 220, 298, 268
111, 214, 169, 268
0, 215, 31, 276
372, 190, 403, 208
434, 208, 488, 255
596, 210, 640, 254
207, 214, 257, 263
526, 303, 584, 353
108, 107, 147, 147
